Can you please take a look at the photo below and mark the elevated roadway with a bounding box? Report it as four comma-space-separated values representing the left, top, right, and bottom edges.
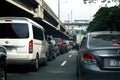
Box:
64, 22, 89, 27
0, 0, 71, 39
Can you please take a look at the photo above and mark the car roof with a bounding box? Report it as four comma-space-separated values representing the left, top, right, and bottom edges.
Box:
0, 17, 44, 30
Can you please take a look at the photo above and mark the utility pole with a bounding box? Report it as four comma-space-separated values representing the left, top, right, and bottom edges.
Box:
71, 11, 72, 22
58, 0, 60, 19
58, 0, 68, 19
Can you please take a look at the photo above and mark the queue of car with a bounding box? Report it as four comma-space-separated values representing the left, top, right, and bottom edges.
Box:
2, 16, 120, 80
0, 17, 72, 80
47, 37, 71, 61
1, 17, 120, 80
77, 31, 120, 79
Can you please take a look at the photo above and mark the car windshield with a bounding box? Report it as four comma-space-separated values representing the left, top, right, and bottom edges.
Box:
88, 33, 120, 48
0, 23, 29, 38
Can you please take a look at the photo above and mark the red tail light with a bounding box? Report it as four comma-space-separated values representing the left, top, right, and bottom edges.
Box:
29, 40, 33, 53
82, 53, 96, 64
5, 20, 12, 22
83, 53, 95, 60
58, 44, 62, 49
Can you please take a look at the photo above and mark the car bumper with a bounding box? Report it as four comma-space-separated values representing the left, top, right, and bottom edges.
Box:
7, 59, 35, 66
80, 63, 120, 75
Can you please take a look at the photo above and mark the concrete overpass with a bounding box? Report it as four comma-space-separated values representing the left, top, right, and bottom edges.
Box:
64, 22, 89, 27
0, 0, 71, 39
64, 22, 89, 32
64, 22, 89, 43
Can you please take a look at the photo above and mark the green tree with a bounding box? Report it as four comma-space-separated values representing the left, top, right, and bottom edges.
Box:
83, 0, 120, 6
87, 6, 120, 32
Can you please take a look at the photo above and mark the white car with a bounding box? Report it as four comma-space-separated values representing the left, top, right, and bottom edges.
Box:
0, 17, 49, 71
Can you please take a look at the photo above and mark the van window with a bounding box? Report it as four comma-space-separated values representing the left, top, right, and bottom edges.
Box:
32, 26, 43, 40
0, 23, 29, 38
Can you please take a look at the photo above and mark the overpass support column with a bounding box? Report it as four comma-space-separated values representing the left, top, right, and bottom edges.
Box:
34, 0, 43, 19
56, 24, 60, 30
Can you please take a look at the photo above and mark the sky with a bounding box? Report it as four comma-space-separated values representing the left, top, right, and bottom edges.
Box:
44, 0, 118, 23
44, 0, 100, 22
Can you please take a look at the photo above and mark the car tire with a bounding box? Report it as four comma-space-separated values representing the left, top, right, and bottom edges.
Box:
53, 52, 57, 59
46, 51, 50, 61
77, 65, 86, 80
79, 69, 87, 80
77, 67, 81, 80
0, 61, 6, 80
32, 55, 39, 72
42, 53, 47, 66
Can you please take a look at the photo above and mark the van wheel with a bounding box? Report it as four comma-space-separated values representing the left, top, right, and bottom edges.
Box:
32, 56, 39, 72
53, 52, 57, 59
0, 61, 6, 80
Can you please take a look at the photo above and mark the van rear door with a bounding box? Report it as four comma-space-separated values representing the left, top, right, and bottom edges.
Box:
0, 23, 30, 59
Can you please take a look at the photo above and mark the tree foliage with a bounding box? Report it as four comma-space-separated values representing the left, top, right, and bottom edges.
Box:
87, 6, 120, 32
83, 0, 120, 5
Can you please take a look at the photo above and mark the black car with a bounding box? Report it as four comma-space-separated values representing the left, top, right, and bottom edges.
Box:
0, 46, 7, 80
77, 31, 120, 79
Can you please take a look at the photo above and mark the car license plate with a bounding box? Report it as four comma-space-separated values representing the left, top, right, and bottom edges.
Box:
104, 59, 120, 67
110, 60, 117, 66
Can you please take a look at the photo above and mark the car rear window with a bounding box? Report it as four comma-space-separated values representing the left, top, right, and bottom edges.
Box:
88, 33, 120, 48
0, 23, 29, 38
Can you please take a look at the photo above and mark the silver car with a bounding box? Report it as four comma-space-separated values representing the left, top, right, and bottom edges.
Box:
77, 31, 120, 79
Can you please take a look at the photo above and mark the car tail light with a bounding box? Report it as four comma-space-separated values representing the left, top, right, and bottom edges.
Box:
58, 44, 62, 49
82, 53, 96, 64
83, 53, 95, 60
5, 20, 12, 22
29, 40, 33, 53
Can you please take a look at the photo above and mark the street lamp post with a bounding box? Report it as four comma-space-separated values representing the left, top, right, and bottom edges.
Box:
58, 0, 68, 19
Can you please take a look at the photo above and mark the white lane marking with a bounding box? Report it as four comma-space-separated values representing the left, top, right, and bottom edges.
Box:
69, 55, 72, 57
61, 61, 67, 66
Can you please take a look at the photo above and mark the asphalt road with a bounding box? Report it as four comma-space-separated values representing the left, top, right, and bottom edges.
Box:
7, 50, 120, 80
7, 50, 78, 80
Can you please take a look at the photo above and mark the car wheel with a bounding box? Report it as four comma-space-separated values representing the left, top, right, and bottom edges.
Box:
46, 51, 49, 61
79, 69, 87, 80
48, 51, 53, 61
0, 62, 6, 80
42, 53, 47, 65
32, 55, 39, 72
53, 52, 57, 59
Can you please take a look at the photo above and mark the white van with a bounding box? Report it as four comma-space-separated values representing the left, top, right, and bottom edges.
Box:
0, 17, 49, 71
